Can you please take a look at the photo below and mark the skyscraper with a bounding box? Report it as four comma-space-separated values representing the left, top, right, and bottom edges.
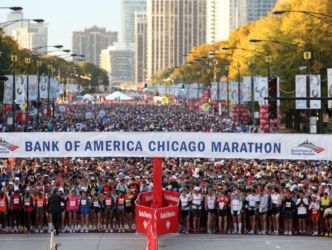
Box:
100, 43, 135, 89
72, 26, 118, 66
121, 0, 147, 43
3, 10, 48, 52
12, 23, 48, 53
134, 11, 147, 87
147, 0, 207, 79
206, 0, 277, 43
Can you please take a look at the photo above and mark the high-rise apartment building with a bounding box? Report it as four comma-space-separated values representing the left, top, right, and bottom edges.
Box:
3, 10, 24, 37
206, 0, 277, 43
100, 43, 135, 88
12, 23, 48, 53
134, 11, 147, 87
72, 26, 118, 66
147, 0, 207, 79
122, 0, 147, 43
3, 10, 48, 52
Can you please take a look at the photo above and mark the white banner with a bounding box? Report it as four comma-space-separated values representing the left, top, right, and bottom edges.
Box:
15, 75, 26, 104
40, 76, 48, 98
295, 75, 307, 109
50, 78, 60, 99
242, 76, 251, 102
28, 75, 38, 100
0, 132, 330, 160
3, 75, 13, 104
328, 69, 332, 108
310, 75, 321, 109
258, 77, 268, 106
230, 81, 238, 104
254, 76, 260, 102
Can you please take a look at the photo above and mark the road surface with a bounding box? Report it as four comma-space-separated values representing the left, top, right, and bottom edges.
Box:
0, 233, 330, 250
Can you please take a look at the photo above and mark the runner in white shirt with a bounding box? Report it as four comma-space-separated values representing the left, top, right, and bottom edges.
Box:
246, 189, 260, 234
231, 190, 243, 234
205, 189, 216, 234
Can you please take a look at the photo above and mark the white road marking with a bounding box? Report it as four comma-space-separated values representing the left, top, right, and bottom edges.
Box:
266, 241, 271, 244
275, 246, 281, 249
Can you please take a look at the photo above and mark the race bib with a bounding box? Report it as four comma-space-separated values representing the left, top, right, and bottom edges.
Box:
70, 201, 76, 206
0, 202, 4, 206
37, 201, 43, 207
94, 201, 99, 207
24, 200, 30, 206
105, 200, 111, 206
219, 202, 225, 210
14, 198, 19, 204
286, 202, 291, 208
81, 200, 86, 206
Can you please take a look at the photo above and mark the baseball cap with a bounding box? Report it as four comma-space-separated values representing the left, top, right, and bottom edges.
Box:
14, 177, 19, 181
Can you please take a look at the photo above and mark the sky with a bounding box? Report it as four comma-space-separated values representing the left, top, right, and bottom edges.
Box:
0, 0, 122, 52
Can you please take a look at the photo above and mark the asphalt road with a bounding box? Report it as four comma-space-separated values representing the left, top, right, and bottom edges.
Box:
0, 233, 331, 250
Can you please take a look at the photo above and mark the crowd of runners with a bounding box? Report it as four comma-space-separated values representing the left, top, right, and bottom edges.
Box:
0, 103, 331, 237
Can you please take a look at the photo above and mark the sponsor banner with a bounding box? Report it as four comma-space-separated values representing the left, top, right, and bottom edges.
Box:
242, 76, 251, 102
140, 192, 153, 208
135, 204, 155, 233
15, 75, 26, 104
39, 76, 48, 98
0, 132, 331, 160
3, 75, 13, 104
296, 75, 307, 109
328, 69, 332, 109
162, 190, 179, 207
230, 81, 238, 105
258, 77, 268, 106
310, 75, 321, 109
155, 206, 179, 236
28, 75, 38, 100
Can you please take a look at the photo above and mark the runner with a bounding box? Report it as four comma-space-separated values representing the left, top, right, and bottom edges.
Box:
191, 187, 203, 233
217, 190, 228, 234
180, 188, 192, 234
231, 190, 243, 234
309, 194, 320, 236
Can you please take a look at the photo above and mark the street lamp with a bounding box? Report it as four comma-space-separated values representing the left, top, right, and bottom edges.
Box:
273, 10, 332, 26
221, 47, 272, 77
0, 18, 44, 29
249, 39, 304, 57
0, 7, 23, 11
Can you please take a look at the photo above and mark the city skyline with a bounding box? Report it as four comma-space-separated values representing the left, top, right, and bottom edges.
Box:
0, 0, 122, 52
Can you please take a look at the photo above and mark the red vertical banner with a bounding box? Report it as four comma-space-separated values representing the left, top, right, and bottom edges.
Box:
260, 105, 269, 132
153, 157, 163, 209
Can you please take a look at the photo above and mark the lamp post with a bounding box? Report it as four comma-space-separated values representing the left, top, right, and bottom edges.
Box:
24, 57, 31, 129
225, 66, 230, 119
36, 60, 42, 125
237, 62, 241, 124
11, 54, 17, 132
47, 64, 53, 117
221, 46, 272, 77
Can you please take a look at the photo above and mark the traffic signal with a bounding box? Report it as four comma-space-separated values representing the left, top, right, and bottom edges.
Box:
182, 84, 185, 92
144, 82, 147, 88
268, 77, 277, 119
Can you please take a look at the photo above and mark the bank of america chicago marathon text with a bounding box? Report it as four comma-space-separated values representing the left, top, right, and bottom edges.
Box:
25, 140, 281, 154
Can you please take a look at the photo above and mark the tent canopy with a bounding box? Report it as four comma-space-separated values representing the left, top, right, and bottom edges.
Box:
105, 91, 133, 101
82, 94, 94, 100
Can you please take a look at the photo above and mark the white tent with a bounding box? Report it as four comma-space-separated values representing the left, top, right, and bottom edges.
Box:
82, 94, 94, 101
105, 91, 133, 101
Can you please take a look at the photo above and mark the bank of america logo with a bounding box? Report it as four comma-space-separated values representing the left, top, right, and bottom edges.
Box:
297, 140, 325, 154
0, 138, 19, 151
